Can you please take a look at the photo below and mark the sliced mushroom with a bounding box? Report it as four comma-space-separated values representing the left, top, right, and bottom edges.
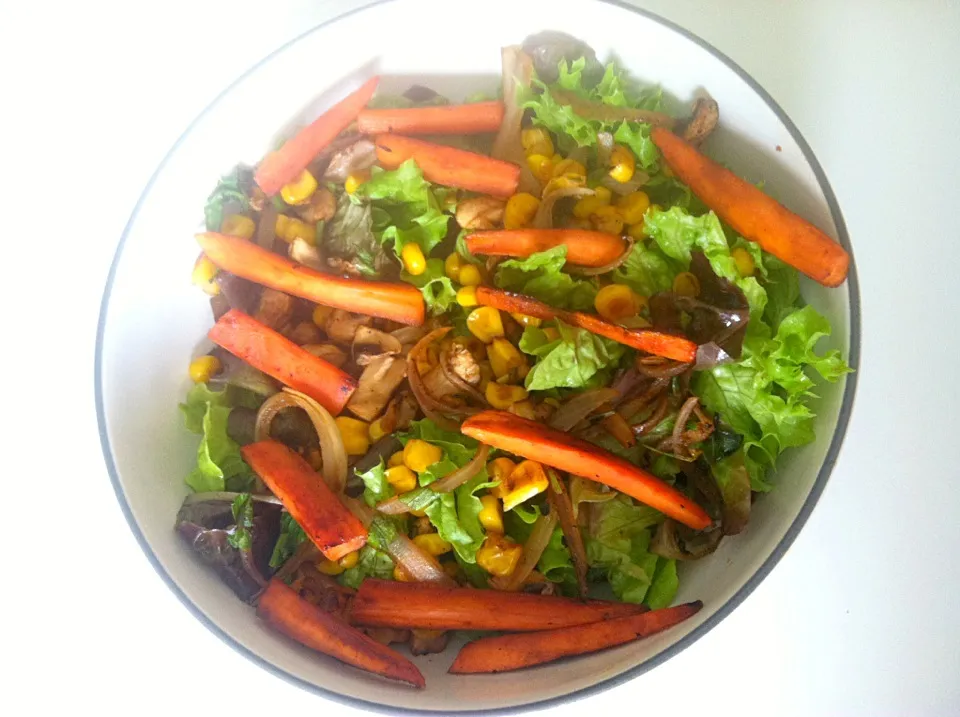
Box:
324, 309, 371, 344
409, 629, 449, 656
254, 288, 296, 331
456, 196, 506, 230
295, 187, 336, 223
682, 97, 720, 146
323, 138, 378, 182
347, 355, 408, 421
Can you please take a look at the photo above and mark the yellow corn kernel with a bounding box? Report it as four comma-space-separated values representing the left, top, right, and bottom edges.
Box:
521, 127, 554, 157
592, 205, 624, 235
504, 192, 541, 230
388, 451, 406, 467
732, 247, 756, 277
400, 243, 427, 276
312, 305, 333, 327
192, 255, 221, 295
189, 355, 222, 383
477, 535, 523, 577
508, 399, 537, 420
403, 439, 443, 474
444, 252, 463, 281
609, 144, 636, 183
456, 286, 478, 308
220, 214, 256, 239
368, 418, 387, 442
385, 465, 418, 493
552, 158, 587, 180
542, 175, 585, 196
280, 169, 318, 205
393, 564, 414, 582
594, 284, 641, 322
413, 532, 452, 557
276, 215, 317, 245
616, 191, 651, 225
317, 559, 345, 576
626, 222, 647, 241
344, 170, 370, 195
526, 154, 555, 184
673, 271, 701, 298
467, 307, 505, 343
593, 185, 613, 204
541, 326, 560, 342
478, 495, 504, 533
335, 416, 370, 456
338, 550, 359, 569
510, 312, 541, 328
501, 460, 549, 512
458, 264, 482, 287
572, 194, 607, 220
485, 382, 528, 409
488, 338, 526, 379
488, 458, 517, 500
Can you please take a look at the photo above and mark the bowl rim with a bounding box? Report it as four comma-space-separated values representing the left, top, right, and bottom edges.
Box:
94, 0, 861, 712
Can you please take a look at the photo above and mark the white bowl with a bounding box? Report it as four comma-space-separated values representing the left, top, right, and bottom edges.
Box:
95, 0, 860, 711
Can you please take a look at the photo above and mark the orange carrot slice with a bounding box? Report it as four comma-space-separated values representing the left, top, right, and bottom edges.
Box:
466, 229, 627, 268
357, 101, 505, 135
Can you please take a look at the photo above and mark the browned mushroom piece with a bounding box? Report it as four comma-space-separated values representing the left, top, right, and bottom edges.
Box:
409, 628, 450, 655
682, 97, 720, 146
254, 287, 296, 331
456, 196, 506, 230
295, 187, 337, 223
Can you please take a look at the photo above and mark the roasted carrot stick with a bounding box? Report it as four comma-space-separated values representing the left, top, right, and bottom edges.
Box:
465, 229, 627, 268
257, 579, 424, 687
374, 134, 520, 198
475, 286, 697, 363
348, 579, 648, 632
357, 101, 505, 135
255, 76, 379, 196
209, 310, 357, 415
449, 601, 703, 673
461, 411, 712, 530
650, 127, 849, 287
241, 440, 367, 561
197, 232, 425, 326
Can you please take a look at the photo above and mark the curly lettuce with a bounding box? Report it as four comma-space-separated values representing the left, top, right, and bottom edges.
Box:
519, 320, 626, 391
179, 383, 254, 493
495, 245, 597, 310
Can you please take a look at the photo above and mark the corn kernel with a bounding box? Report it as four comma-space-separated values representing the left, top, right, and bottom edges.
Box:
488, 338, 526, 379
388, 451, 405, 467
521, 127, 554, 157
192, 255, 221, 295
510, 313, 541, 328
626, 222, 647, 241
504, 192, 541, 230
732, 247, 756, 277
609, 144, 636, 183
616, 191, 651, 224
403, 439, 443, 474
276, 215, 316, 245
467, 307, 505, 343
335, 416, 370, 456
594, 284, 641, 322
526, 154, 555, 184
488, 457, 517, 499
368, 418, 387, 442
401, 243, 427, 276
393, 564, 414, 582
456, 286, 478, 308
312, 305, 333, 327
672, 271, 701, 298
444, 252, 463, 281
220, 214, 256, 239
280, 169, 318, 205
592, 205, 624, 235
501, 460, 549, 511
344, 170, 370, 195
553, 158, 587, 180
458, 263, 482, 287
385, 465, 418, 493
413, 532, 452, 557
593, 186, 613, 204
189, 355, 222, 383
572, 194, 608, 219
542, 175, 585, 196
508, 399, 537, 420
478, 495, 504, 533
485, 382, 528, 409
338, 550, 359, 569
317, 560, 345, 576
477, 535, 523, 577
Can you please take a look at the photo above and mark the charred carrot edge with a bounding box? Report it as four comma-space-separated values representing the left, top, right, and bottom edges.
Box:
461, 411, 712, 530
197, 232, 425, 326
650, 127, 849, 287
475, 286, 697, 363
242, 440, 367, 561
374, 134, 520, 198
255, 76, 379, 196
209, 310, 357, 415
348, 579, 648, 632
357, 101, 505, 135
449, 601, 703, 673
465, 229, 627, 268
257, 579, 424, 687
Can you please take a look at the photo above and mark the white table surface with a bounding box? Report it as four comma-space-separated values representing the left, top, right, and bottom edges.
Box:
6, 0, 960, 714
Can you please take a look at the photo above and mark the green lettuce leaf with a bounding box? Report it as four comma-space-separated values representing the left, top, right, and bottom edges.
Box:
203, 165, 252, 232
401, 258, 457, 316
495, 246, 597, 310
227, 493, 254, 551
356, 459, 393, 507
340, 545, 395, 589
325, 193, 386, 277
179, 383, 254, 492
519, 320, 625, 391
612, 241, 679, 297
644, 558, 679, 609
398, 419, 480, 470
269, 513, 307, 569
538, 526, 576, 589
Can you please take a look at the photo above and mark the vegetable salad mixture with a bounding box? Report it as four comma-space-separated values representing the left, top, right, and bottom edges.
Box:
177, 32, 851, 686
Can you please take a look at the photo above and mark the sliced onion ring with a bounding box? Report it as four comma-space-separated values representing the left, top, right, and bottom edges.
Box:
568, 236, 635, 276
255, 388, 348, 494
439, 345, 488, 405
430, 444, 490, 493
407, 327, 461, 431
548, 387, 619, 432
533, 185, 593, 229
